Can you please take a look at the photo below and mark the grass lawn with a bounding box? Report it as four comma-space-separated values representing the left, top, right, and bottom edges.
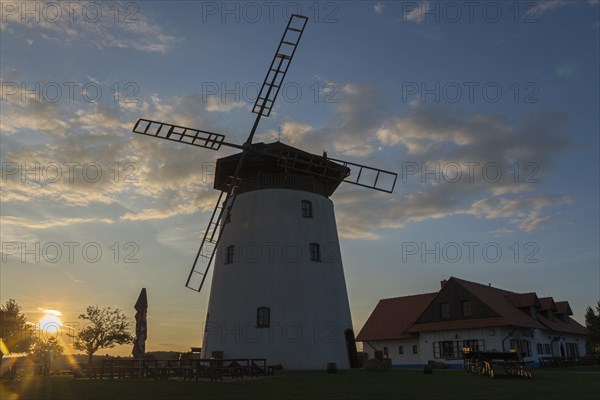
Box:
2, 367, 598, 400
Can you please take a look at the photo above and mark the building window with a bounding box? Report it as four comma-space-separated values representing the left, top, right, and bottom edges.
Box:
536, 343, 543, 354
461, 300, 472, 317
256, 307, 270, 328
544, 344, 551, 354
463, 339, 484, 352
510, 339, 531, 357
412, 345, 418, 354
440, 302, 450, 319
398, 346, 404, 355
310, 243, 321, 261
565, 343, 579, 357
433, 341, 457, 358
301, 200, 313, 218
383, 347, 388, 357
225, 245, 235, 264
441, 341, 456, 358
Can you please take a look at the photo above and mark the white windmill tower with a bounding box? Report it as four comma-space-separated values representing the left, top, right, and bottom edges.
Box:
132, 15, 397, 370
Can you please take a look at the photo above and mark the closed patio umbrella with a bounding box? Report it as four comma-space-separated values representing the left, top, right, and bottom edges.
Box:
132, 288, 148, 359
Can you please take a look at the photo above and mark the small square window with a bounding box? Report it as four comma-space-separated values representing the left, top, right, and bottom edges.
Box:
398, 346, 404, 355
310, 243, 320, 261
225, 245, 235, 264
301, 200, 313, 218
412, 345, 418, 354
383, 347, 388, 356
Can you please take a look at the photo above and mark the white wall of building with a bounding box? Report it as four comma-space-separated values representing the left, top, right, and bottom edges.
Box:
202, 188, 354, 370
360, 327, 586, 368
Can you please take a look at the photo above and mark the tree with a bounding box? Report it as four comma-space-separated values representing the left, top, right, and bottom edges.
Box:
70, 306, 133, 364
585, 300, 600, 354
0, 299, 36, 362
30, 336, 64, 375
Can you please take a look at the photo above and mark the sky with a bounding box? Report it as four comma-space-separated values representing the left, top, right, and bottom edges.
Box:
1, 0, 599, 356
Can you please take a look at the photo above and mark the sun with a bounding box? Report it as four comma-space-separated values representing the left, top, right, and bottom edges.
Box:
39, 311, 63, 334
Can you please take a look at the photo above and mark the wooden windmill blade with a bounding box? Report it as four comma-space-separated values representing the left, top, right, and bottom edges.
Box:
252, 14, 308, 118
132, 119, 243, 150
185, 177, 239, 292
327, 157, 398, 193
185, 15, 309, 293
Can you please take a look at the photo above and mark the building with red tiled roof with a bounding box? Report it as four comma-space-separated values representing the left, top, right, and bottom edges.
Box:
356, 277, 587, 368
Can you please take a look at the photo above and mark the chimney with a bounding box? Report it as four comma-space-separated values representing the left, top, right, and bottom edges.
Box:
440, 279, 448, 289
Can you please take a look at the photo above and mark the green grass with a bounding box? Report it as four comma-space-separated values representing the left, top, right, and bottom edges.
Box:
2, 367, 598, 400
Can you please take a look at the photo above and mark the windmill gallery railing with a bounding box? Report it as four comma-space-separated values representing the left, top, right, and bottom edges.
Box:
234, 173, 329, 196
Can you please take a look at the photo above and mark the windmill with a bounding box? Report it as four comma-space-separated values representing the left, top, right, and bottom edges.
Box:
132, 15, 397, 369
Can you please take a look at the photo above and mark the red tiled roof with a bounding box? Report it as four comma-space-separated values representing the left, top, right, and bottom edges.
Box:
539, 297, 557, 311
506, 292, 541, 309
451, 278, 545, 330
355, 293, 436, 341
537, 314, 587, 335
555, 301, 573, 316
408, 317, 508, 333
357, 277, 584, 341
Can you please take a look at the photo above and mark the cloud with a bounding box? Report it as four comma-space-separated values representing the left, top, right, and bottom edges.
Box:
468, 196, 571, 232
374, 2, 385, 14
0, 3, 178, 53
256, 84, 570, 238
1, 216, 114, 229
37, 308, 63, 316
1, 74, 573, 239
0, 84, 69, 136
205, 96, 246, 112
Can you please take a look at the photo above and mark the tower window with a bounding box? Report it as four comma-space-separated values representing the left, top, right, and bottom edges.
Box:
257, 307, 270, 328
310, 243, 320, 261
301, 200, 313, 218
225, 245, 235, 264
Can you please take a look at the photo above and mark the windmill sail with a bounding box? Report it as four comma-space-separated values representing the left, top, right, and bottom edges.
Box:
185, 182, 238, 292
252, 14, 308, 118
132, 119, 230, 150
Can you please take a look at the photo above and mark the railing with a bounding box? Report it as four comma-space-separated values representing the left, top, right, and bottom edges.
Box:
235, 173, 330, 196
75, 358, 274, 381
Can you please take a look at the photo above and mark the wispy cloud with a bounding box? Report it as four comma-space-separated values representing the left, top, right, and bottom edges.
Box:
1, 216, 114, 230
0, 3, 179, 53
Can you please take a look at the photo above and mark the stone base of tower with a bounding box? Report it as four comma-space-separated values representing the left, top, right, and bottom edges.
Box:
201, 188, 355, 370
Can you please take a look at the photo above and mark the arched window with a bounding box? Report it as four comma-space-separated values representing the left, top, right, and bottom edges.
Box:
301, 200, 313, 218
225, 245, 235, 264
256, 307, 270, 328
310, 243, 320, 262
